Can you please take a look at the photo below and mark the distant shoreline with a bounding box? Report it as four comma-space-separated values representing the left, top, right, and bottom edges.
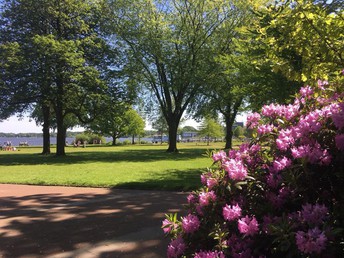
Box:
0, 131, 82, 138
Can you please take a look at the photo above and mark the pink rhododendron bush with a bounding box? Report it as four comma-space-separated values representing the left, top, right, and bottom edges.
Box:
163, 79, 344, 257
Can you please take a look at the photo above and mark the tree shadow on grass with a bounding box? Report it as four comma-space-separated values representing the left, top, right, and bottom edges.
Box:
0, 186, 188, 258
0, 147, 213, 166
112, 168, 203, 191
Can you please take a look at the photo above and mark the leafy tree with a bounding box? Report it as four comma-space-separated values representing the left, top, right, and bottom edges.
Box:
124, 109, 145, 144
198, 117, 223, 146
181, 126, 198, 133
104, 0, 246, 152
151, 111, 169, 144
233, 125, 245, 138
252, 0, 343, 83
0, 0, 109, 156
195, 0, 301, 149
88, 104, 142, 145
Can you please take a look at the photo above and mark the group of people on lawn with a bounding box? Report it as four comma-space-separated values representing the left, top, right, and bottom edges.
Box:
0, 141, 17, 151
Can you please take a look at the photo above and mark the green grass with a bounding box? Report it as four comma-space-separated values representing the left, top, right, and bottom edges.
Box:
0, 142, 228, 191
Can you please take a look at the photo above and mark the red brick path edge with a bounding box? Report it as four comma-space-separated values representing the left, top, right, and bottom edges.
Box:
0, 184, 188, 258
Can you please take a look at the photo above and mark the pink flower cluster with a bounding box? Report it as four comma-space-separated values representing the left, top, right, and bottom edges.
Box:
296, 228, 327, 254
182, 214, 200, 234
223, 204, 242, 221
199, 191, 216, 207
299, 203, 328, 225
162, 218, 178, 234
194, 250, 225, 258
238, 216, 259, 236
167, 237, 186, 258
163, 79, 343, 257
222, 159, 247, 180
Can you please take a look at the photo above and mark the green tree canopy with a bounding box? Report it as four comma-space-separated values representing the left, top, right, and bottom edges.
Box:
251, 0, 344, 83
198, 117, 223, 146
0, 0, 110, 155
125, 109, 145, 144
104, 0, 248, 152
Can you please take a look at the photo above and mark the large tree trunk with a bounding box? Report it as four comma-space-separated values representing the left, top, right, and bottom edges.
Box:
41, 104, 51, 155
112, 134, 117, 146
224, 115, 234, 149
56, 125, 67, 156
224, 99, 242, 149
166, 116, 180, 153
55, 78, 66, 156
132, 135, 135, 144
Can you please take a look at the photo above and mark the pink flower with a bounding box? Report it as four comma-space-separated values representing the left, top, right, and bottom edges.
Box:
291, 145, 310, 159
335, 134, 344, 151
162, 218, 177, 233
317, 80, 328, 90
276, 129, 294, 151
212, 150, 227, 162
206, 177, 218, 190
199, 191, 216, 207
262, 103, 284, 117
222, 159, 247, 181
187, 193, 197, 204
201, 172, 211, 185
300, 85, 313, 97
283, 103, 300, 120
266, 173, 282, 189
332, 102, 344, 129
257, 124, 274, 135
300, 203, 328, 225
223, 204, 242, 221
194, 250, 225, 258
296, 228, 327, 254
167, 237, 186, 258
182, 214, 200, 233
246, 113, 260, 129
273, 156, 292, 171
238, 215, 259, 236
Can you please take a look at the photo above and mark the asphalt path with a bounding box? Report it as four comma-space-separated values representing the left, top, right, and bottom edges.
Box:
0, 184, 188, 258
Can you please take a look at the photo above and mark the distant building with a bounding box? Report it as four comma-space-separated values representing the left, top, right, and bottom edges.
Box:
232, 122, 244, 130
181, 131, 198, 142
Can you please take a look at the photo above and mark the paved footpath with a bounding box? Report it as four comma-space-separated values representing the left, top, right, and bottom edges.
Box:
0, 184, 188, 258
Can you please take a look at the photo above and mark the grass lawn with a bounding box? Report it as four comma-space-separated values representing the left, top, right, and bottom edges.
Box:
0, 142, 228, 191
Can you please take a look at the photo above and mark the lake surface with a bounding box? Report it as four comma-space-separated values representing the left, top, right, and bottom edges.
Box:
0, 136, 154, 146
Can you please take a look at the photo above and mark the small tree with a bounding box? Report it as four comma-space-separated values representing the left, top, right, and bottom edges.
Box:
152, 112, 169, 144
198, 118, 223, 146
233, 125, 245, 139
125, 109, 145, 144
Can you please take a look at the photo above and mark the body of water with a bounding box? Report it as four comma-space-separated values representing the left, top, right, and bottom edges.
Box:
0, 136, 155, 147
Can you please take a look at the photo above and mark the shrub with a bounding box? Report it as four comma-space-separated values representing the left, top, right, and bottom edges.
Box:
122, 139, 131, 145
75, 133, 105, 145
233, 126, 245, 138
75, 133, 90, 144
88, 135, 106, 145
163, 78, 344, 257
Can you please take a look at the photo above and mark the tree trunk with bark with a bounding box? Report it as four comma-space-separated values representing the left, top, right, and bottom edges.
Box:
55, 78, 66, 156
56, 114, 67, 156
41, 104, 51, 155
112, 134, 117, 146
225, 115, 234, 149
166, 115, 180, 153
224, 99, 243, 150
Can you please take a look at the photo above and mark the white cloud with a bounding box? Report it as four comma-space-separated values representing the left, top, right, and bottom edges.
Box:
0, 116, 42, 133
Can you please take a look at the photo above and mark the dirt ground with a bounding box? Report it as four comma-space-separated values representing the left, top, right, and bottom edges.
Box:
0, 184, 188, 258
